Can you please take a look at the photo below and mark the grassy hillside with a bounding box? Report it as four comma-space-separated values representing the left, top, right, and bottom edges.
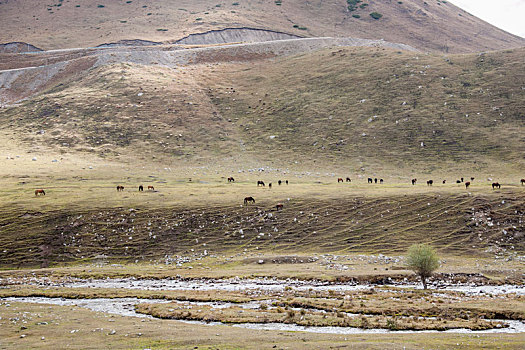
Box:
208, 46, 525, 175
1, 186, 523, 267
2, 46, 524, 175
0, 0, 523, 52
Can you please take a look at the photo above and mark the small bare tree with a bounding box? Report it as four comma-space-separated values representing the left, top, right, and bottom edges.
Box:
406, 244, 440, 289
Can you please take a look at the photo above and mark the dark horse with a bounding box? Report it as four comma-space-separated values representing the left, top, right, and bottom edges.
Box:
411, 178, 417, 185
278, 180, 282, 185
244, 196, 255, 205
492, 182, 501, 189
276, 203, 284, 211
380, 179, 383, 184
228, 177, 235, 183
368, 178, 373, 184
257, 181, 265, 187
443, 180, 446, 184
138, 185, 144, 192
117, 185, 124, 192
521, 179, 525, 186
35, 189, 46, 196
268, 183, 272, 189
346, 177, 351, 182
427, 180, 433, 186
465, 181, 471, 189
337, 178, 344, 183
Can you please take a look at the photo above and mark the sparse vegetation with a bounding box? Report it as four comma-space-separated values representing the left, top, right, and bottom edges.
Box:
370, 12, 382, 20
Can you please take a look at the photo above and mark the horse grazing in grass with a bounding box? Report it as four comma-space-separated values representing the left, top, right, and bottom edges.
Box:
148, 186, 155, 191
337, 178, 344, 183
411, 178, 417, 185
368, 178, 373, 184
456, 180, 461, 184
442, 180, 446, 184
257, 181, 265, 187
35, 189, 46, 196
278, 180, 282, 185
471, 177, 475, 181
427, 180, 433, 186
228, 177, 235, 183
117, 185, 124, 192
346, 177, 351, 182
244, 196, 255, 205
276, 203, 284, 211
521, 179, 525, 186
465, 181, 471, 189
492, 182, 501, 189
285, 180, 288, 185
380, 179, 383, 184
138, 185, 144, 192
268, 183, 272, 189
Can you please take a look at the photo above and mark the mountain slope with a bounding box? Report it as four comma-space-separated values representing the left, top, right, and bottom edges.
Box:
0, 0, 523, 53
2, 46, 524, 176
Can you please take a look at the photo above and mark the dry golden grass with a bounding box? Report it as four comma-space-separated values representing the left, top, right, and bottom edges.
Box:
136, 302, 503, 331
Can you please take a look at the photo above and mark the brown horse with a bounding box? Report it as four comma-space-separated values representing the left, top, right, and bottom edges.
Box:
337, 178, 344, 183
117, 185, 124, 192
465, 181, 471, 189
227, 177, 235, 183
35, 189, 46, 196
521, 179, 525, 186
492, 182, 501, 189
427, 180, 433, 186
148, 185, 155, 191
276, 203, 284, 211
244, 196, 255, 205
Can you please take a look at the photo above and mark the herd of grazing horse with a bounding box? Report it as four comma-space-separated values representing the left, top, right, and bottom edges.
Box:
33, 177, 525, 209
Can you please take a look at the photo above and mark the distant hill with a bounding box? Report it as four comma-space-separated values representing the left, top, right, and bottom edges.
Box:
0, 0, 523, 53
